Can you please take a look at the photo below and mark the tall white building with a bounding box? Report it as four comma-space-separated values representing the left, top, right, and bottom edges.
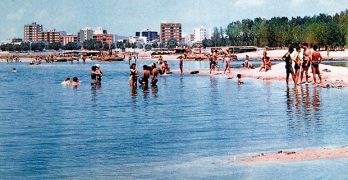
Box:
78, 27, 94, 43
193, 26, 211, 43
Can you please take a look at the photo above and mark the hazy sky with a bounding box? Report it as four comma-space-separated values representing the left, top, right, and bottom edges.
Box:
0, 0, 347, 40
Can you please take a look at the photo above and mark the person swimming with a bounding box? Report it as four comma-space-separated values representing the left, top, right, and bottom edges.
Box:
12, 68, 16, 73
72, 76, 79, 87
237, 74, 244, 85
63, 76, 71, 86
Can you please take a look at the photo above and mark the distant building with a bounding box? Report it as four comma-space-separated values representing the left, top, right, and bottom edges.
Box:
38, 30, 60, 43
60, 35, 78, 46
193, 26, 211, 43
128, 36, 147, 44
12, 38, 23, 44
24, 22, 43, 42
160, 23, 182, 45
94, 27, 107, 35
93, 34, 113, 45
135, 29, 158, 42
78, 27, 94, 43
113, 34, 128, 43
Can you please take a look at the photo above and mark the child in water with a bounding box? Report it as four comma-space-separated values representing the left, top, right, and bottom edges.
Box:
72, 76, 79, 87
237, 74, 243, 85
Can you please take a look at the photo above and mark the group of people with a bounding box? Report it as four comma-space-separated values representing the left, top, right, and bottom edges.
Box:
63, 76, 80, 87
283, 43, 322, 86
129, 62, 162, 88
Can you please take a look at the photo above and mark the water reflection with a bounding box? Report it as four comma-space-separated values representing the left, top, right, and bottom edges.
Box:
286, 85, 322, 129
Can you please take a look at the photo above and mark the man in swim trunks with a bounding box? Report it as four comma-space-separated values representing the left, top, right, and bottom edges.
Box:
300, 43, 312, 84
311, 45, 323, 84
151, 63, 159, 86
294, 47, 302, 85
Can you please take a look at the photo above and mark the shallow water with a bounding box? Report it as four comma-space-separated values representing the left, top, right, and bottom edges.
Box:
0, 60, 348, 179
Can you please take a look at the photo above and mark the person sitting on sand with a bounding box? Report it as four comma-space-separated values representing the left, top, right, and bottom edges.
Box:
72, 77, 79, 87
283, 47, 296, 85
311, 45, 323, 84
237, 74, 243, 85
259, 57, 272, 72
64, 76, 71, 86
151, 63, 159, 86
160, 61, 171, 74
129, 63, 138, 87
141, 65, 151, 87
244, 55, 254, 69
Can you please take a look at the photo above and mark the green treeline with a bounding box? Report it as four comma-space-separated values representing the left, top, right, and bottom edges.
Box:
203, 10, 348, 49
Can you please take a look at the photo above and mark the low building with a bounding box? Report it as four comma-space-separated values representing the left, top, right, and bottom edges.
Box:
38, 30, 60, 43
12, 38, 23, 44
128, 36, 147, 44
93, 34, 113, 45
60, 35, 78, 46
135, 29, 158, 42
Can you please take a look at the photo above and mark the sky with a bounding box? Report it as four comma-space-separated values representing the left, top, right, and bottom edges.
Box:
0, 0, 347, 40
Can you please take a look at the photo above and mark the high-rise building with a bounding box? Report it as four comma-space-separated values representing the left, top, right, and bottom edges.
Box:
24, 22, 43, 42
78, 27, 94, 43
60, 35, 78, 46
193, 26, 211, 43
38, 30, 60, 43
160, 23, 182, 45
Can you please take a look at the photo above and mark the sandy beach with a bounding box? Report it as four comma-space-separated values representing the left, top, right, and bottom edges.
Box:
172, 62, 348, 88
234, 146, 348, 164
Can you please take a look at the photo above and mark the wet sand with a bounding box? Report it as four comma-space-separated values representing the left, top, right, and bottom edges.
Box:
172, 62, 348, 88
234, 146, 348, 164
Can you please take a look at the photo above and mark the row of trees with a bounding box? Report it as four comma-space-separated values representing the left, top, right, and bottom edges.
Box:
0, 40, 179, 52
203, 10, 348, 49
0, 42, 81, 52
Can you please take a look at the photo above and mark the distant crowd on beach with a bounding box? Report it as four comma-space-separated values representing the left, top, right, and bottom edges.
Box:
5, 43, 330, 89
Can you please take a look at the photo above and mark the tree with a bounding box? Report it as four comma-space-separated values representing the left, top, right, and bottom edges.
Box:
167, 39, 177, 48
48, 42, 62, 50
31, 42, 46, 51
63, 42, 81, 50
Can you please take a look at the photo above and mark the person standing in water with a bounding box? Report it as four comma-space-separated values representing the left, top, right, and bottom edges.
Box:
294, 47, 302, 85
224, 48, 231, 74
141, 65, 151, 87
128, 53, 132, 65
179, 56, 184, 74
301, 43, 312, 84
129, 63, 138, 87
72, 77, 79, 87
283, 46, 296, 85
151, 63, 159, 86
311, 45, 323, 84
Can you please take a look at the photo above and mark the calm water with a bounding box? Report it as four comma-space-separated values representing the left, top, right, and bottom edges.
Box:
1, 60, 348, 179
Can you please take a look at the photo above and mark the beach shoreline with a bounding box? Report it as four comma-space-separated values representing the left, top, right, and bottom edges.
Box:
234, 146, 348, 164
171, 62, 348, 88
